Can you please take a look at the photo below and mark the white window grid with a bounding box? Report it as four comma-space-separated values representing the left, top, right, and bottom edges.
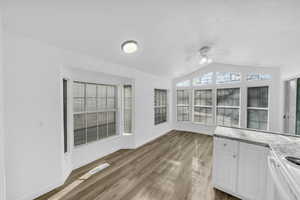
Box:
215, 87, 241, 128
192, 89, 213, 125
176, 89, 190, 121
73, 81, 118, 147
154, 89, 168, 125
246, 86, 270, 131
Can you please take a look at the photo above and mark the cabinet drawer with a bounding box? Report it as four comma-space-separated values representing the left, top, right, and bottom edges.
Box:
214, 137, 238, 154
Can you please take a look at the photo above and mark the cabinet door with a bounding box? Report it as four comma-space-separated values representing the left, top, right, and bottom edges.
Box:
213, 137, 238, 193
237, 142, 268, 200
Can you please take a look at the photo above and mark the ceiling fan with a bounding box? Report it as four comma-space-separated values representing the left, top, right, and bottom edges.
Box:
198, 46, 213, 65
185, 45, 214, 65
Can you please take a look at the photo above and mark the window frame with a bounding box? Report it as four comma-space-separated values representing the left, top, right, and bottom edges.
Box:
246, 85, 270, 131
215, 87, 241, 128
176, 89, 190, 122
154, 89, 168, 125
192, 88, 213, 125
123, 85, 133, 134
73, 81, 118, 147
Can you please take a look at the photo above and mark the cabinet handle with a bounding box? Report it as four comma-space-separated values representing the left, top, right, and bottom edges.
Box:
223, 143, 227, 147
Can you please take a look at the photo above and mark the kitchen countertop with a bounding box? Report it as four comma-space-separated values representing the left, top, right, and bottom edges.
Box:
214, 126, 300, 198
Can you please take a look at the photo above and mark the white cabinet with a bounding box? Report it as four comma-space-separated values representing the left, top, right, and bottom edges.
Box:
213, 137, 268, 200
237, 142, 268, 200
213, 137, 238, 193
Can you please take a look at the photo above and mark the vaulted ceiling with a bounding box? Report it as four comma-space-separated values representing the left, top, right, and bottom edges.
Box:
3, 0, 300, 77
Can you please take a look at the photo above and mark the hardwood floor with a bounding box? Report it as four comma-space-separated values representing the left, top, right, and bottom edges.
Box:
36, 131, 239, 200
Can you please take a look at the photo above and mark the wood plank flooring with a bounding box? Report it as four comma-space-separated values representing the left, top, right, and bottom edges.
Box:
36, 131, 239, 200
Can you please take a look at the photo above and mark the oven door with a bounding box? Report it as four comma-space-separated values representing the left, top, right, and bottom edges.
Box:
267, 155, 298, 200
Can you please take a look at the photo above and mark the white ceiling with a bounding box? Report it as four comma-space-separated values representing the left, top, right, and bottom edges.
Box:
3, 0, 300, 78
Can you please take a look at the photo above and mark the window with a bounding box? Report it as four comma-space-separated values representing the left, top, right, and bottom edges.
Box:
124, 85, 132, 133
73, 82, 117, 146
216, 88, 240, 127
216, 72, 241, 84
177, 90, 189, 121
193, 72, 213, 86
176, 80, 191, 87
247, 86, 269, 130
63, 79, 68, 153
247, 73, 271, 81
154, 89, 167, 125
193, 89, 213, 124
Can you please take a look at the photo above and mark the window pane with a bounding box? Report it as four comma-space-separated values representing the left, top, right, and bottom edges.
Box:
154, 108, 161, 124
247, 87, 268, 108
247, 109, 268, 130
98, 112, 107, 139
74, 130, 86, 146
162, 107, 167, 122
73, 82, 85, 98
86, 84, 97, 97
177, 106, 189, 121
247, 73, 272, 81
107, 111, 116, 137
73, 98, 85, 112
194, 107, 212, 124
107, 86, 116, 109
87, 113, 98, 142
86, 84, 97, 112
194, 89, 212, 106
86, 98, 97, 112
124, 85, 132, 133
217, 88, 240, 106
63, 79, 68, 153
176, 80, 190, 87
74, 114, 86, 130
97, 85, 107, 110
217, 108, 239, 127
177, 90, 189, 105
74, 114, 86, 146
176, 89, 189, 121
193, 72, 213, 86
216, 72, 241, 84
154, 89, 167, 125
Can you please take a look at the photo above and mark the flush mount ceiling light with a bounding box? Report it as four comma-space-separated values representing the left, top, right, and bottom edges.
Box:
121, 40, 138, 54
198, 46, 213, 65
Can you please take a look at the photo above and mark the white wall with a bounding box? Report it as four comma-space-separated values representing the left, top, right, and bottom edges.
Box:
3, 30, 172, 200
172, 63, 281, 134
0, 11, 6, 200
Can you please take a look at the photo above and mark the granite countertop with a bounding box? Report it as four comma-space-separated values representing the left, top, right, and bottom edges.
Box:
214, 126, 300, 157
214, 126, 300, 197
